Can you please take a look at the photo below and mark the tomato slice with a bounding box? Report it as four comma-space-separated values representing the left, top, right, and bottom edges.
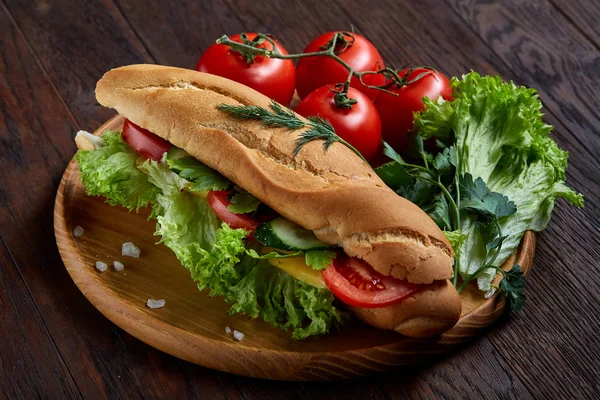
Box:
122, 119, 171, 161
207, 190, 260, 232
321, 254, 420, 308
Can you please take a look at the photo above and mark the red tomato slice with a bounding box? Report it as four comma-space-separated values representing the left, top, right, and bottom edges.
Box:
322, 254, 420, 308
207, 190, 259, 232
122, 119, 171, 161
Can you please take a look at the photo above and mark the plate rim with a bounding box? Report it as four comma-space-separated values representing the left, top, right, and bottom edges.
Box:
54, 115, 536, 380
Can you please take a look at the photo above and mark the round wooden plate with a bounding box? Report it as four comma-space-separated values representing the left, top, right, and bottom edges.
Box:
54, 115, 536, 381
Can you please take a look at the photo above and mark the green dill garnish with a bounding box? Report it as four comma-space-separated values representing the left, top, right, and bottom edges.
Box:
217, 100, 368, 163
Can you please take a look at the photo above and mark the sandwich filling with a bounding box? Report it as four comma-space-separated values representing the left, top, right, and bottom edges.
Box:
75, 126, 419, 339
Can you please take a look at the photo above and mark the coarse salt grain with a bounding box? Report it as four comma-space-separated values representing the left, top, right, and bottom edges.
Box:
95, 261, 108, 272
122, 242, 141, 258
113, 261, 124, 271
225, 326, 231, 334
72, 226, 84, 238
233, 330, 244, 341
147, 299, 165, 309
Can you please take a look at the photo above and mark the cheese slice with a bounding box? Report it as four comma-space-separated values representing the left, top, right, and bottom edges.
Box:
268, 257, 326, 289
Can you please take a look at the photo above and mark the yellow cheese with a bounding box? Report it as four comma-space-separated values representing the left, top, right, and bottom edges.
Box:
268, 257, 326, 289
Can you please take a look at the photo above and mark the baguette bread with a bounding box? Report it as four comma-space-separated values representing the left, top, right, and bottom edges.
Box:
95, 64, 461, 337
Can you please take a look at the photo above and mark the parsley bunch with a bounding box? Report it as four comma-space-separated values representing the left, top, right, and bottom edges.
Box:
376, 140, 526, 310
375, 72, 583, 309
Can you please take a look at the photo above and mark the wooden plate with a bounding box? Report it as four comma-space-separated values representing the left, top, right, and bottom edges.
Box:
54, 115, 536, 381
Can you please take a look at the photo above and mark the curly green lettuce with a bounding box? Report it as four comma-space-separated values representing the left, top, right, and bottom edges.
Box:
141, 156, 344, 339
415, 72, 583, 291
75, 130, 158, 211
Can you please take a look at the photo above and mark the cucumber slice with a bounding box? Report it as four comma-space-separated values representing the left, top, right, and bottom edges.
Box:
255, 217, 333, 251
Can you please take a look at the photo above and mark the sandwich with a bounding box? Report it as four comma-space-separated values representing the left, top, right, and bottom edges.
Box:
74, 64, 461, 340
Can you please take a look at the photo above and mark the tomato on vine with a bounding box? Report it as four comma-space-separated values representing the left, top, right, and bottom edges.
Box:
196, 33, 296, 105
295, 32, 385, 100
374, 68, 452, 154
295, 85, 382, 162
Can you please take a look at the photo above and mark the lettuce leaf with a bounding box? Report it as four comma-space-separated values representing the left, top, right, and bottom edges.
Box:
227, 254, 344, 339
416, 72, 583, 291
166, 154, 231, 192
75, 132, 343, 339
143, 160, 343, 339
75, 130, 158, 211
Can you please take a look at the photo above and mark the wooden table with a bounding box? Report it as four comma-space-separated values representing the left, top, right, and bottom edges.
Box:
1, 0, 598, 398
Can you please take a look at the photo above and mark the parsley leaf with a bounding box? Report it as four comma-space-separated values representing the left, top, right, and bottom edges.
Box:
499, 264, 526, 311
382, 141, 405, 163
305, 250, 336, 271
460, 173, 516, 221
432, 146, 456, 178
228, 191, 261, 214
476, 221, 508, 253
374, 161, 413, 190
246, 248, 337, 272
397, 177, 438, 208
167, 156, 231, 192
424, 192, 452, 230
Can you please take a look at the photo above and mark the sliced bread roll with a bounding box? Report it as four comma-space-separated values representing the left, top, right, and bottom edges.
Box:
95, 64, 455, 285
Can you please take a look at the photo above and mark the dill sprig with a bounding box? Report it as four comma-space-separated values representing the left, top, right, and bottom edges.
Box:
217, 100, 368, 163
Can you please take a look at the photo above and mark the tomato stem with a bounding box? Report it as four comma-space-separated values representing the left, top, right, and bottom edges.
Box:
217, 33, 407, 97
329, 82, 358, 109
217, 33, 441, 100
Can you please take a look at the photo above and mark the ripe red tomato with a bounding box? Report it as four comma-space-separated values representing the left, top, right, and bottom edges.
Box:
296, 32, 385, 100
321, 253, 419, 308
121, 119, 171, 161
294, 86, 382, 162
207, 190, 260, 232
374, 68, 452, 154
196, 33, 296, 105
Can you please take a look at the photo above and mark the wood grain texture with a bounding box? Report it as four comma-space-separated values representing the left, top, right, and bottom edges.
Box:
440, 1, 600, 397
549, 0, 600, 49
54, 116, 535, 381
0, 1, 223, 399
1, 0, 598, 397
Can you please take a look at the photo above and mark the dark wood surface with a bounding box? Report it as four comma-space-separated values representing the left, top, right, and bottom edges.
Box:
0, 0, 598, 398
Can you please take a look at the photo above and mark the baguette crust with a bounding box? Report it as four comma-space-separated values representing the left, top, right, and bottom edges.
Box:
95, 64, 454, 285
350, 280, 461, 337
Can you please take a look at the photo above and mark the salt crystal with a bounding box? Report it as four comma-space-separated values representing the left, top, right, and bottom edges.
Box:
72, 226, 84, 238
122, 242, 141, 258
147, 299, 165, 309
95, 261, 107, 272
113, 261, 124, 271
225, 326, 231, 334
233, 330, 244, 341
